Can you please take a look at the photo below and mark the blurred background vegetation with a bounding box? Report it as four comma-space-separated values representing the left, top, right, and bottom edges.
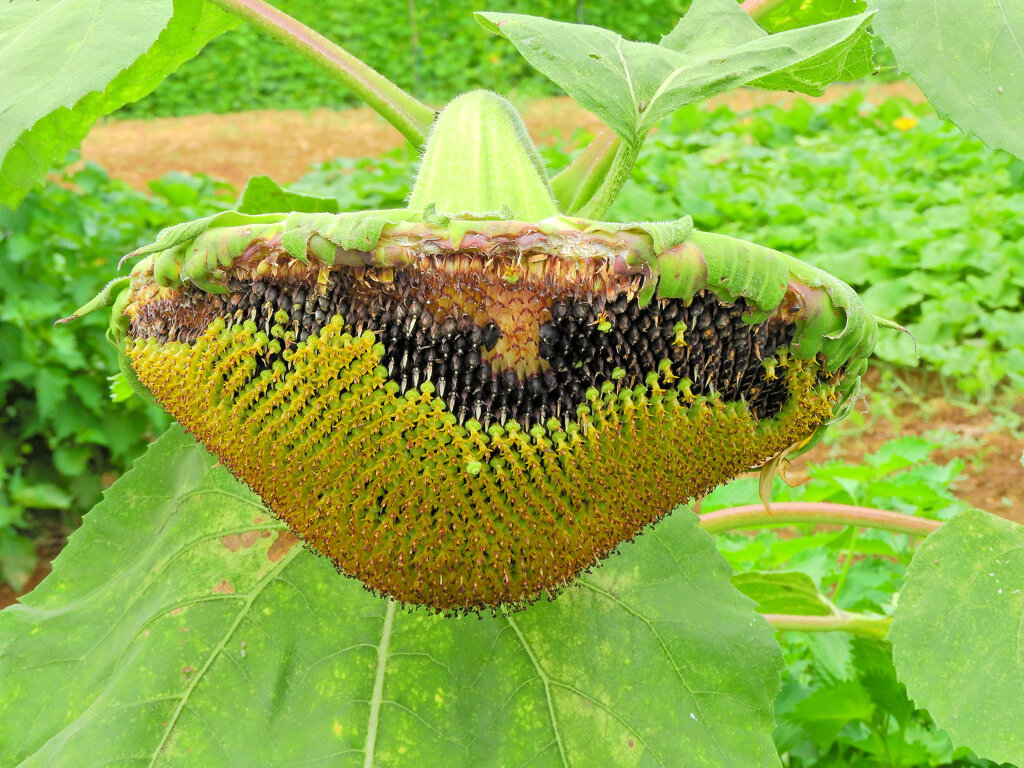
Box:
1, 3, 1022, 763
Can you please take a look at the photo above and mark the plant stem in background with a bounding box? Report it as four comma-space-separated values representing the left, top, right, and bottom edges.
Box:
700, 503, 942, 537
764, 612, 892, 638
830, 525, 859, 602
207, 0, 436, 146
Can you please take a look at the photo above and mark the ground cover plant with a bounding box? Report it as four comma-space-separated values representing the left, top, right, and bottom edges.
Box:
704, 436, 996, 767
1, 0, 1023, 766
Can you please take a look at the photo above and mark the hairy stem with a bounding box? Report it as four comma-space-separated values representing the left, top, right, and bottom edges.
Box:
763, 612, 893, 638
700, 502, 942, 537
550, 128, 621, 213
549, 127, 642, 218
208, 0, 436, 146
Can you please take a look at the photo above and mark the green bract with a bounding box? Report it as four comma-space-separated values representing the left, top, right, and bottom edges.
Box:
103, 206, 875, 421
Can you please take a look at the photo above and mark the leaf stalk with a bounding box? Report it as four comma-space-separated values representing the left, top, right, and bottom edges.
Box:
570, 136, 641, 218
763, 611, 892, 638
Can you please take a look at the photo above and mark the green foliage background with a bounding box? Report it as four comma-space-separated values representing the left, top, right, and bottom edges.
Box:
704, 435, 1003, 767
122, 0, 693, 116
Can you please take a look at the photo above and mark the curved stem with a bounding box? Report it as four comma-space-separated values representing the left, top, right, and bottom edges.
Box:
208, 0, 436, 146
763, 612, 892, 638
550, 127, 620, 213
573, 138, 641, 219
700, 502, 942, 537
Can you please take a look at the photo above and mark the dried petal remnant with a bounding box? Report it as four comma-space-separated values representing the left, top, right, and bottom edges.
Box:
124, 243, 842, 612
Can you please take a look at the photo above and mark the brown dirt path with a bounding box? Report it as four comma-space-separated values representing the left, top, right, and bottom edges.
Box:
79, 82, 926, 192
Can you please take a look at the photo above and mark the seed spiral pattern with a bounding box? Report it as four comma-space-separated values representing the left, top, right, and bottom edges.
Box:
125, 258, 840, 612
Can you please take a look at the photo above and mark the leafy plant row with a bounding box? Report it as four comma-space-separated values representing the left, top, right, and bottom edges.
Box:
704, 435, 1000, 767
0, 165, 232, 589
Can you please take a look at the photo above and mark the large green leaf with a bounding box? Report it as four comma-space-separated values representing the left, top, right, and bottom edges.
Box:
0, 0, 236, 210
0, 426, 784, 767
476, 0, 874, 146
869, 0, 1024, 160
890, 509, 1024, 766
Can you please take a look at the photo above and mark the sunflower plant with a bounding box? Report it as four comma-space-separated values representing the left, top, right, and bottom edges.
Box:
1, 1, 1022, 765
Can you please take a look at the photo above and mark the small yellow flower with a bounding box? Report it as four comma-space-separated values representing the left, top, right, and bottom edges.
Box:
893, 116, 918, 131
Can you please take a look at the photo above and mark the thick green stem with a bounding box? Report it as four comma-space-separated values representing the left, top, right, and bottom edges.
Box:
700, 502, 942, 537
574, 138, 640, 218
550, 128, 643, 218
763, 612, 892, 638
550, 127, 621, 213
208, 0, 436, 146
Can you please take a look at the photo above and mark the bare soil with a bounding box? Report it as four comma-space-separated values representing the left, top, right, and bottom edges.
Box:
6, 80, 1019, 610
798, 385, 1024, 520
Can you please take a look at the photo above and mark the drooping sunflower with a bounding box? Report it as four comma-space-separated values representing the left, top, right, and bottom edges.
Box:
74, 92, 876, 612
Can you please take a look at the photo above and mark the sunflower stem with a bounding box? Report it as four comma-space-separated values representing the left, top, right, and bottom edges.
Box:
208, 0, 436, 146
